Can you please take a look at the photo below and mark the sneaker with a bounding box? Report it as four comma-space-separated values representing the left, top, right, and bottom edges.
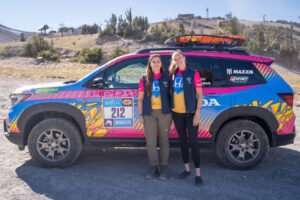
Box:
145, 166, 160, 179
178, 170, 191, 179
159, 165, 169, 181
195, 176, 203, 186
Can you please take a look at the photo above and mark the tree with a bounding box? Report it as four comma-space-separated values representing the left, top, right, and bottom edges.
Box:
43, 25, 49, 35
20, 33, 26, 42
256, 31, 265, 50
81, 24, 99, 35
124, 8, 133, 36
280, 37, 292, 57
109, 14, 117, 34
125, 8, 132, 27
177, 22, 185, 34
38, 24, 49, 35
117, 15, 128, 37
144, 17, 149, 31
226, 17, 240, 35
133, 16, 150, 32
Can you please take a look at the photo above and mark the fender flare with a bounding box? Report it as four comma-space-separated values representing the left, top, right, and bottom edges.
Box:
209, 106, 279, 142
17, 102, 87, 141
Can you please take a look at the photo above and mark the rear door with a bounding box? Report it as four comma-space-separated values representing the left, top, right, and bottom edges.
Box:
223, 59, 266, 108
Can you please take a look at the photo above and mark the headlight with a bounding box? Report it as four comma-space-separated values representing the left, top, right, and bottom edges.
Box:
9, 94, 31, 106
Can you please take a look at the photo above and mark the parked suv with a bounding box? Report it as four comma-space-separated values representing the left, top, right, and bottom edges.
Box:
4, 35, 296, 169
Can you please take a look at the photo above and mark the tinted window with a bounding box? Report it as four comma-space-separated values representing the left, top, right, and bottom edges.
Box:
223, 60, 265, 86
102, 57, 148, 89
186, 56, 226, 87
161, 55, 171, 72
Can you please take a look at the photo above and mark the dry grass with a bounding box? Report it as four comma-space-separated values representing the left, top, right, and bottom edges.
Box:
0, 57, 98, 80
48, 34, 99, 51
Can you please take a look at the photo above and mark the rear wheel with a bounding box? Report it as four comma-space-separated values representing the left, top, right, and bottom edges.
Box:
216, 119, 269, 170
28, 118, 82, 168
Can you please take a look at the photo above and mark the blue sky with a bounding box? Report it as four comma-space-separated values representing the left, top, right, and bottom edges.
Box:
0, 0, 299, 32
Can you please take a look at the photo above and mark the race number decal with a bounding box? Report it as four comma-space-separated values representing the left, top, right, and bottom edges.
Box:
103, 98, 133, 128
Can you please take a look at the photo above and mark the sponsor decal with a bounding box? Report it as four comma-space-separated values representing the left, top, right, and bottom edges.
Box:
186, 77, 192, 84
202, 82, 211, 86
103, 98, 133, 127
152, 79, 160, 97
230, 76, 249, 83
227, 68, 253, 75
202, 98, 221, 106
201, 78, 211, 86
34, 87, 59, 95
162, 81, 168, 87
122, 98, 132, 106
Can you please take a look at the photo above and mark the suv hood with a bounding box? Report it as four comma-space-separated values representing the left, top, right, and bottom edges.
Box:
12, 82, 67, 94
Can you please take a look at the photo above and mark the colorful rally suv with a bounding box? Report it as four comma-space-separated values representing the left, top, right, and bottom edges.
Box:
4, 35, 296, 169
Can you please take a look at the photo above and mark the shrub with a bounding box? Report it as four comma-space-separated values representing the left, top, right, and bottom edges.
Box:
78, 48, 103, 63
38, 50, 59, 61
0, 46, 14, 57
108, 47, 129, 60
22, 35, 50, 57
140, 34, 152, 43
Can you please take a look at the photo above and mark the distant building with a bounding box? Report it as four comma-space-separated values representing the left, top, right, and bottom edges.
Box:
177, 14, 195, 19
225, 12, 232, 20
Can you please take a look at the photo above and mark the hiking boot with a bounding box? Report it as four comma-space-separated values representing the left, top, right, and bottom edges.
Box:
145, 166, 159, 179
195, 176, 203, 186
178, 170, 191, 179
159, 165, 169, 181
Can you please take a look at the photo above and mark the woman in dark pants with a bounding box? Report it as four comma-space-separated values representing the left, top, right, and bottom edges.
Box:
169, 50, 204, 186
138, 54, 172, 180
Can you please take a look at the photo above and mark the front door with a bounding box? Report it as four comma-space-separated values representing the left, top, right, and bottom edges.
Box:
84, 56, 148, 138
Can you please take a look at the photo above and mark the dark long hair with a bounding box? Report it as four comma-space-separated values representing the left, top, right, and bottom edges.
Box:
145, 54, 163, 96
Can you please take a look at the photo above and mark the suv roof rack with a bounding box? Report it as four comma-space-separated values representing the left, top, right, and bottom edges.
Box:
137, 47, 249, 55
165, 34, 246, 47
138, 34, 249, 55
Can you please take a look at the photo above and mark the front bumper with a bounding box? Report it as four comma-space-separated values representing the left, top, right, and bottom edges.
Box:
272, 126, 296, 147
3, 119, 24, 147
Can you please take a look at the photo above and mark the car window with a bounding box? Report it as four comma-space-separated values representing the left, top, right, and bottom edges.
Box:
161, 55, 171, 72
103, 57, 148, 89
223, 59, 265, 86
186, 56, 227, 87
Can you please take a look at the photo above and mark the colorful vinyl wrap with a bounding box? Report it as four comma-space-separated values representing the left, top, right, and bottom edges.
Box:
6, 53, 295, 139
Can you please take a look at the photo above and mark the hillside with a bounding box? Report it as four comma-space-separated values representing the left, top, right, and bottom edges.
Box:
0, 24, 35, 43
1, 18, 300, 51
0, 18, 299, 73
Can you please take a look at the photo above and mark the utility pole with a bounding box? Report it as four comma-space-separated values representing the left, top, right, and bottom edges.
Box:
59, 23, 64, 37
263, 14, 266, 25
290, 23, 293, 47
206, 8, 209, 20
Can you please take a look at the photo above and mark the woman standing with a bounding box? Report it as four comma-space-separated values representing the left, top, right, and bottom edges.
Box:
169, 50, 204, 186
138, 54, 172, 180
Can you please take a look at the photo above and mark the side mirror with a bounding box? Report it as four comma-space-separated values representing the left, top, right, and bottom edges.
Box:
115, 75, 120, 83
92, 77, 104, 89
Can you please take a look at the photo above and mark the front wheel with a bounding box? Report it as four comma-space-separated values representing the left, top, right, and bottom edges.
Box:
28, 118, 82, 168
216, 119, 269, 170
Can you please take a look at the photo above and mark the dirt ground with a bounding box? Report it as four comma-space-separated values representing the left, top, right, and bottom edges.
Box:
0, 63, 299, 200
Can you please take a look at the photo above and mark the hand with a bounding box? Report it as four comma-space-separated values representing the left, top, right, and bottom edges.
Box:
139, 115, 144, 124
193, 111, 200, 127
